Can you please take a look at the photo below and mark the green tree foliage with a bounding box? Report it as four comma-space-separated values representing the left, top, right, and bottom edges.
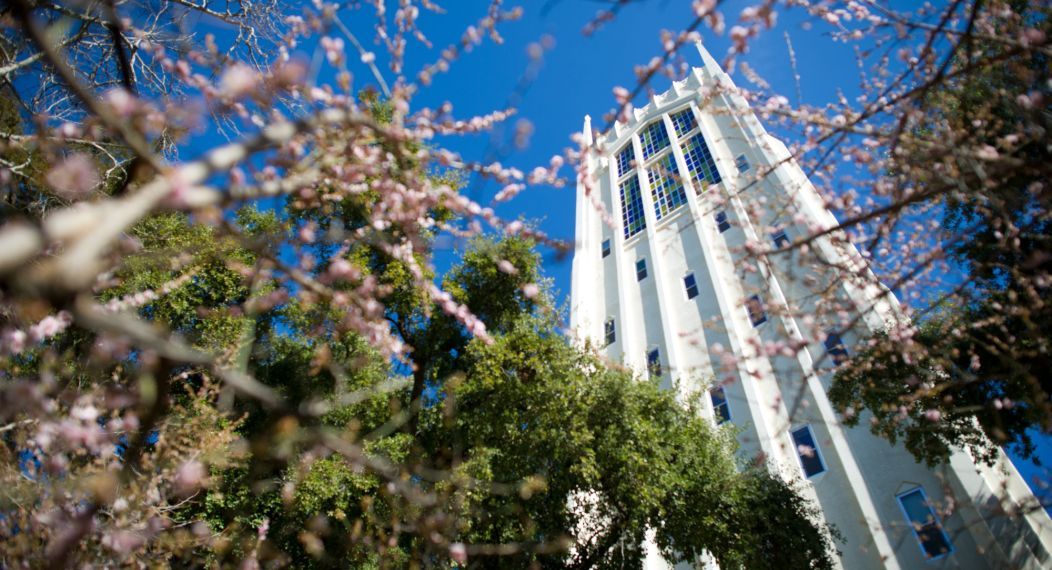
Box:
194, 235, 838, 569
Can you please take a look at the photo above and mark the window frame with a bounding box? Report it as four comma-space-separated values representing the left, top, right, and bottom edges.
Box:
824, 332, 849, 365
646, 347, 662, 378
747, 295, 767, 326
896, 487, 955, 561
683, 273, 700, 300
636, 258, 648, 281
790, 425, 827, 479
772, 229, 791, 249
735, 153, 751, 173
604, 318, 616, 347
715, 211, 732, 233
710, 386, 731, 425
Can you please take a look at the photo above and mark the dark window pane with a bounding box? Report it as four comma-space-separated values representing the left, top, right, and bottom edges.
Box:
736, 154, 751, 172
602, 239, 611, 258
898, 489, 953, 559
715, 211, 731, 233
684, 274, 699, 299
636, 258, 647, 280
711, 387, 730, 424
772, 230, 790, 249
604, 319, 616, 346
791, 426, 826, 477
748, 295, 767, 326
647, 348, 662, 377
824, 332, 849, 364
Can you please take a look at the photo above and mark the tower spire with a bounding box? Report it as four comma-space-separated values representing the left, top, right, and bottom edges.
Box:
694, 40, 725, 77
581, 114, 593, 146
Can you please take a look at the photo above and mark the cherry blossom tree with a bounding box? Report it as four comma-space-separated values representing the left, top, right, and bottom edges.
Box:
0, 0, 1048, 566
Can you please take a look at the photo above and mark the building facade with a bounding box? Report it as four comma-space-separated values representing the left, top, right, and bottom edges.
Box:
569, 43, 1052, 569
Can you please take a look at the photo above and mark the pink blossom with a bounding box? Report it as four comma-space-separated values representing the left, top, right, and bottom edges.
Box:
105, 88, 139, 117
46, 154, 100, 199
522, 283, 539, 299
220, 64, 259, 99
174, 459, 207, 495
449, 542, 468, 564
497, 260, 517, 274
2, 328, 27, 355
923, 409, 942, 422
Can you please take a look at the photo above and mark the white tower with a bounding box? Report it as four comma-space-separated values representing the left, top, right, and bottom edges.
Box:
569, 43, 1052, 569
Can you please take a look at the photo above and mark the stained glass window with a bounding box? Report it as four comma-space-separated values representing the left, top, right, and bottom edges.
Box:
619, 176, 646, 239
681, 134, 722, 192
639, 120, 671, 160
647, 153, 687, 221
670, 109, 697, 137
616, 145, 635, 178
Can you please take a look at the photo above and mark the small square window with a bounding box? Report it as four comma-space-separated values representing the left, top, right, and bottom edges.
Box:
636, 258, 648, 281
747, 295, 767, 326
898, 488, 954, 559
735, 154, 751, 172
715, 211, 731, 233
791, 425, 827, 478
683, 273, 699, 300
772, 229, 791, 249
647, 348, 662, 377
601, 239, 611, 258
710, 386, 730, 425
824, 332, 849, 365
604, 318, 616, 346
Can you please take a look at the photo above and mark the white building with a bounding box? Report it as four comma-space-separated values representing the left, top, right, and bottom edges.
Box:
569, 43, 1052, 569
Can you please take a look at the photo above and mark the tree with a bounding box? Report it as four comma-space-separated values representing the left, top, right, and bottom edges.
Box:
195, 236, 838, 569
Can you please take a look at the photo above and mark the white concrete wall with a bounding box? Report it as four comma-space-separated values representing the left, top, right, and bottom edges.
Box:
568, 43, 1052, 569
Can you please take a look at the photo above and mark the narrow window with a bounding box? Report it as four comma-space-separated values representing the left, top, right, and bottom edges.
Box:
791, 425, 827, 478
647, 348, 662, 377
601, 239, 611, 258
715, 211, 731, 233
683, 273, 699, 300
824, 332, 849, 365
620, 177, 646, 239
897, 488, 953, 559
772, 229, 791, 249
735, 153, 751, 172
710, 386, 730, 424
747, 295, 767, 326
636, 258, 648, 281
604, 318, 616, 346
